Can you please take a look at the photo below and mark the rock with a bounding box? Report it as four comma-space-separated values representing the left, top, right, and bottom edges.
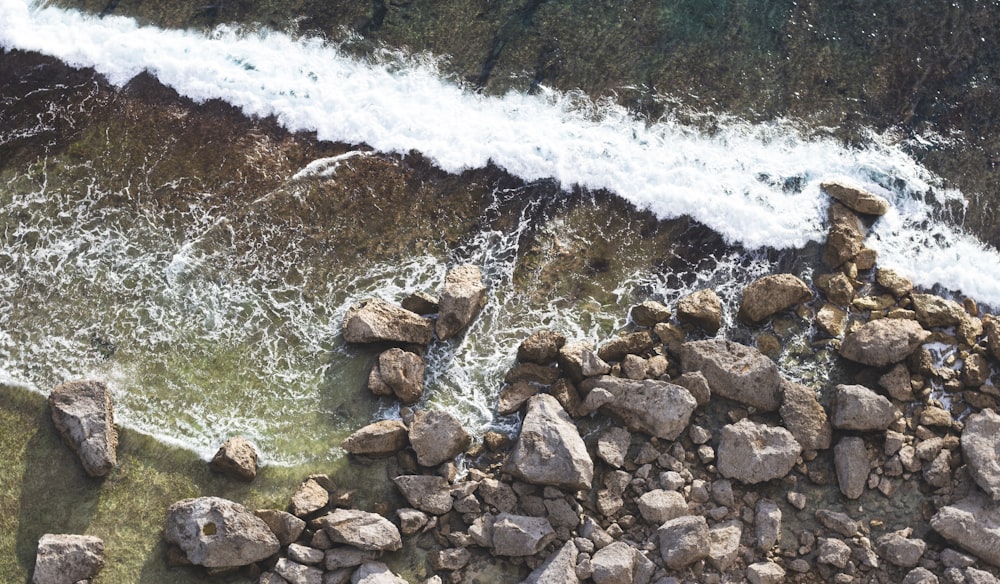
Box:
672, 371, 711, 406
676, 289, 722, 334
32, 534, 105, 584
395, 508, 429, 536
880, 364, 915, 401
658, 515, 710, 570
518, 330, 567, 365
400, 291, 438, 315
497, 382, 539, 415
505, 362, 561, 385
839, 318, 930, 367
254, 510, 306, 547
716, 419, 801, 484
621, 354, 649, 380
877, 529, 927, 568
631, 300, 671, 327
755, 499, 781, 551
274, 558, 323, 584
524, 540, 579, 584
558, 342, 592, 382
351, 561, 408, 584
505, 394, 593, 490
325, 547, 378, 571
409, 409, 471, 467
912, 294, 966, 328
966, 568, 1000, 584
368, 348, 425, 404
393, 475, 453, 515
290, 478, 330, 517
920, 406, 953, 428
821, 180, 891, 215
877, 268, 914, 297
738, 274, 812, 324
341, 420, 408, 457
491, 514, 556, 556
637, 490, 688, 524
964, 353, 991, 387
597, 331, 656, 362
815, 509, 858, 538
164, 497, 280, 568
596, 426, 631, 468
429, 548, 470, 571
707, 520, 742, 571
436, 264, 487, 341
319, 509, 401, 552
581, 349, 612, 378
902, 567, 940, 584
590, 542, 640, 584
835, 436, 869, 499
343, 298, 433, 345
47, 380, 118, 478
817, 537, 852, 569
679, 340, 781, 411
962, 409, 1000, 500
209, 436, 258, 481
580, 376, 697, 440
832, 384, 897, 431
780, 380, 832, 451
479, 477, 518, 513
825, 203, 865, 267
987, 317, 1000, 362
747, 561, 787, 584
820, 272, 855, 305
816, 303, 848, 337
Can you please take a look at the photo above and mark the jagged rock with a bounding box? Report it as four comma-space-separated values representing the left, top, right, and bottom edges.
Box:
676, 289, 722, 334
429, 548, 471, 571
32, 534, 105, 584
518, 330, 567, 365
835, 436, 869, 499
319, 509, 401, 552
504, 394, 593, 490
747, 561, 787, 584
912, 293, 966, 328
479, 478, 518, 513
986, 317, 1000, 362
288, 543, 324, 566
876, 268, 913, 297
343, 298, 433, 345
755, 499, 781, 551
880, 364, 915, 401
368, 348, 425, 404
672, 371, 711, 406
816, 303, 848, 337
815, 509, 858, 538
817, 537, 852, 568
491, 514, 556, 556
716, 419, 801, 484
505, 362, 561, 385
832, 384, 897, 431
839, 318, 930, 367
274, 558, 323, 584
394, 509, 429, 536
400, 291, 438, 315
658, 515, 710, 570
580, 376, 696, 440
738, 274, 812, 324
164, 497, 280, 568
964, 353, 991, 387
707, 520, 742, 571
596, 426, 631, 469
824, 203, 865, 267
637, 490, 688, 524
621, 354, 649, 380
590, 542, 643, 584
436, 264, 487, 341
209, 436, 258, 481
877, 529, 927, 568
581, 349, 612, 378
497, 382, 539, 415
902, 567, 939, 584
558, 342, 592, 382
47, 380, 118, 478
325, 547, 378, 570
821, 180, 891, 215
966, 567, 1000, 584
962, 409, 1000, 500
352, 561, 408, 584
679, 340, 781, 411
341, 420, 408, 457
819, 272, 855, 305
393, 475, 453, 515
408, 409, 471, 467
597, 331, 655, 362
289, 478, 329, 517
780, 380, 832, 451
254, 510, 305, 547
524, 540, 579, 584
631, 300, 671, 327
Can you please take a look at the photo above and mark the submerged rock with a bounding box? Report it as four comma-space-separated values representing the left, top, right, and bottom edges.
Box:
436, 264, 487, 341
209, 436, 258, 481
738, 273, 812, 324
164, 496, 280, 568
341, 420, 409, 457
33, 534, 105, 584
676, 288, 722, 334
821, 180, 891, 215
342, 298, 433, 345
48, 379, 118, 478
505, 394, 593, 490
679, 339, 782, 411
319, 509, 402, 552
580, 376, 697, 440
716, 419, 801, 484
408, 409, 471, 467
839, 318, 930, 367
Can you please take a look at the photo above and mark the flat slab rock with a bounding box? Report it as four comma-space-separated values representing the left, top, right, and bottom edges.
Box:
341, 420, 409, 457
318, 509, 401, 552
821, 179, 891, 216
716, 419, 802, 484
679, 340, 782, 411
48, 379, 118, 478
164, 496, 280, 568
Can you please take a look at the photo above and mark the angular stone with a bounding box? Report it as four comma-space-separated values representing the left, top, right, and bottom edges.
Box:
597, 331, 655, 362
341, 420, 408, 457
290, 478, 329, 517
962, 409, 1000, 500
164, 497, 280, 568
880, 364, 915, 401
912, 293, 966, 328
399, 291, 438, 315
824, 203, 865, 267
755, 499, 781, 551
747, 561, 786, 584
491, 514, 556, 556
48, 380, 118, 478
558, 342, 592, 382
210, 436, 258, 481
325, 547, 378, 571
394, 508, 429, 536
504, 394, 593, 490
658, 515, 710, 570
716, 419, 801, 484
518, 330, 567, 365
369, 348, 425, 404
817, 537, 852, 568
839, 318, 930, 367
524, 540, 579, 584
580, 376, 697, 440
680, 340, 781, 411
780, 380, 832, 451
816, 303, 848, 337
876, 268, 914, 297
254, 509, 305, 547
672, 371, 711, 406
409, 409, 471, 467
637, 490, 688, 525
934, 494, 1000, 566
429, 548, 471, 571
676, 289, 722, 334
319, 509, 401, 552
832, 384, 897, 431
581, 349, 612, 378
352, 561, 408, 584
596, 426, 631, 469
877, 529, 927, 568
590, 541, 638, 584
821, 180, 891, 215
505, 362, 561, 385
631, 300, 671, 327
738, 274, 812, 324
33, 534, 104, 584
815, 509, 858, 538
393, 475, 453, 515
497, 381, 540, 415
342, 298, 433, 345
707, 520, 742, 571
274, 558, 322, 584
835, 437, 869, 500
436, 264, 487, 341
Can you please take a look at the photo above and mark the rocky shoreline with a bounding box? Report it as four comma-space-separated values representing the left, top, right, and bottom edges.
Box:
32, 181, 1000, 584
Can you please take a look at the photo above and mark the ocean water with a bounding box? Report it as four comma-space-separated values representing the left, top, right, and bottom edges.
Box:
3, 0, 1000, 581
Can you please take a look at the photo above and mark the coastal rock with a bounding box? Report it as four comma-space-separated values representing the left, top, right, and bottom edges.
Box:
209, 436, 258, 481
32, 534, 105, 584
399, 291, 438, 315
596, 426, 630, 469
931, 493, 1000, 567
254, 510, 305, 546
395, 509, 429, 536
877, 529, 927, 568
351, 561, 408, 584
290, 478, 330, 517
325, 546, 378, 570
274, 558, 323, 584
672, 371, 711, 406
319, 509, 402, 552
911, 293, 966, 328
630, 300, 671, 327
821, 272, 856, 305
408, 409, 471, 467
517, 330, 567, 365
824, 203, 865, 267
821, 180, 891, 215
876, 268, 914, 297
816, 303, 848, 337
839, 318, 930, 367
880, 364, 915, 401
436, 264, 487, 341
47, 379, 118, 478
716, 419, 801, 484
164, 496, 280, 568
747, 561, 786, 584
524, 540, 579, 584
676, 288, 722, 334
505, 362, 561, 385
738, 274, 812, 324
962, 409, 1000, 500
707, 520, 742, 571
491, 513, 556, 556
505, 394, 593, 490
779, 380, 832, 451
637, 489, 688, 524
658, 515, 710, 570
581, 349, 611, 378
755, 499, 781, 551
986, 316, 1000, 362
341, 420, 408, 457
558, 342, 592, 382
597, 331, 655, 362
963, 353, 991, 387
342, 298, 433, 345
580, 376, 697, 440
392, 475, 453, 515
497, 381, 539, 415
368, 348, 425, 404
835, 437, 869, 499
832, 384, 897, 431
679, 339, 781, 411
590, 541, 642, 584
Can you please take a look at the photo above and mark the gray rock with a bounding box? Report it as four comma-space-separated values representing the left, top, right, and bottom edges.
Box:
747, 561, 787, 584
755, 499, 781, 551
596, 426, 631, 469
48, 379, 118, 478
274, 558, 323, 584
911, 294, 966, 328
637, 490, 688, 525
931, 493, 1000, 567
497, 382, 539, 415
504, 394, 593, 490
393, 475, 453, 515
676, 289, 722, 334
962, 409, 1000, 500
319, 509, 402, 552
738, 273, 812, 324
164, 497, 280, 568
478, 478, 517, 513
817, 537, 852, 568
287, 543, 325, 566
966, 568, 1000, 584
672, 371, 711, 406
341, 420, 408, 457
343, 298, 433, 345
716, 419, 801, 484
815, 509, 858, 537
821, 180, 891, 215
880, 364, 915, 401
835, 436, 869, 499
210, 436, 258, 481
368, 348, 424, 404
590, 542, 639, 584
351, 561, 408, 584
832, 384, 897, 431
558, 342, 592, 382
839, 318, 930, 367
902, 567, 940, 584
290, 478, 330, 517
780, 380, 832, 451
395, 508, 429, 536
658, 515, 710, 570
580, 376, 697, 440
400, 291, 438, 315
631, 300, 672, 327
255, 509, 306, 546
825, 203, 865, 267
491, 514, 556, 556
436, 264, 487, 341
679, 340, 781, 411
524, 541, 579, 584
598, 331, 656, 362
581, 349, 612, 378
877, 529, 927, 568
325, 547, 378, 571
409, 409, 471, 467
32, 534, 104, 584
428, 548, 470, 571
518, 330, 567, 365
707, 520, 742, 571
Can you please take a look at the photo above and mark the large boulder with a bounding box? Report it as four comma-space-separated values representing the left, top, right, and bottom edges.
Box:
679, 340, 782, 411
504, 394, 593, 490
839, 318, 930, 367
658, 515, 711, 570
491, 514, 556, 556
832, 384, 897, 431
911, 294, 966, 328
518, 330, 567, 365
47, 380, 118, 478
962, 409, 1000, 500
737, 274, 812, 324
931, 493, 1000, 567
33, 534, 105, 584
524, 540, 579, 584
408, 409, 471, 467
341, 420, 408, 457
342, 298, 433, 345
164, 497, 280, 568
580, 376, 697, 440
821, 180, 891, 216
393, 475, 453, 515
676, 289, 722, 334
716, 419, 801, 484
367, 348, 425, 404
597, 331, 655, 363
436, 264, 487, 341
779, 380, 832, 451
319, 509, 402, 552
209, 436, 258, 481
